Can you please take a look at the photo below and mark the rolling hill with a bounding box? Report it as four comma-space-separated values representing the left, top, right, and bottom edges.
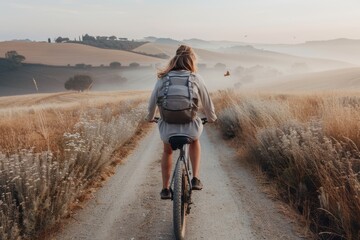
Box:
243, 67, 360, 92
0, 39, 358, 96
134, 42, 352, 72
255, 38, 360, 65
0, 41, 164, 66
0, 90, 149, 110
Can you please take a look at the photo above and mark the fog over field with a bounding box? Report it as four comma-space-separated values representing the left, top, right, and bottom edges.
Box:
1, 36, 360, 96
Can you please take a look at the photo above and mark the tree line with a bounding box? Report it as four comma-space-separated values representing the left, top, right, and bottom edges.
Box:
53, 34, 169, 59
0, 51, 26, 71
54, 34, 130, 43
54, 34, 147, 51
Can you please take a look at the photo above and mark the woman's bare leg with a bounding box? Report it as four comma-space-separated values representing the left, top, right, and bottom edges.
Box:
161, 143, 173, 189
189, 139, 201, 178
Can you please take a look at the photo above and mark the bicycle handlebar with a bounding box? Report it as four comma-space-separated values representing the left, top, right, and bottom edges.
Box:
151, 117, 208, 124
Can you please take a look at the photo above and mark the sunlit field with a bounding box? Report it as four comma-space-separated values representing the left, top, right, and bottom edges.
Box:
214, 90, 360, 239
0, 91, 149, 239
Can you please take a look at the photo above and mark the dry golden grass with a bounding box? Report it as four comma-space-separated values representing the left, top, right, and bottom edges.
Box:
134, 42, 176, 56
0, 90, 150, 240
214, 90, 360, 240
0, 91, 149, 153
244, 68, 360, 92
0, 41, 162, 66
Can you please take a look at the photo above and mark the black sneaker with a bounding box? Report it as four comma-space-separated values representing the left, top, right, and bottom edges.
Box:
191, 177, 203, 190
160, 188, 171, 199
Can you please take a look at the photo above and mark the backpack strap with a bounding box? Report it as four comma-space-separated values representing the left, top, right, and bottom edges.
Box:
162, 75, 171, 107
187, 74, 193, 103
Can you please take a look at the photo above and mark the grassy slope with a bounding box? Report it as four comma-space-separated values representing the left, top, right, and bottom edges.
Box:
214, 91, 360, 239
0, 90, 150, 239
243, 67, 360, 92
0, 41, 163, 66
0, 91, 149, 109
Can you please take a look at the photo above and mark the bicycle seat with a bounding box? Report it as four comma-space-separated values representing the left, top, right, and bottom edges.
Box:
169, 136, 193, 150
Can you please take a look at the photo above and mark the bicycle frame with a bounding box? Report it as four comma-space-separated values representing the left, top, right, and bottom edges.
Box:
151, 117, 208, 239
170, 144, 192, 203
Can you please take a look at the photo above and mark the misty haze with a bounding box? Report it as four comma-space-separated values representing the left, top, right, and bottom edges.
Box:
1, 1, 360, 240
1, 37, 359, 96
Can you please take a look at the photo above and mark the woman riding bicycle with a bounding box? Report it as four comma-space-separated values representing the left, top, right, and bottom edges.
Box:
146, 45, 217, 199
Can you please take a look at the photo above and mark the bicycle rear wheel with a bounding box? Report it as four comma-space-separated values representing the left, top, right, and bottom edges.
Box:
173, 161, 187, 240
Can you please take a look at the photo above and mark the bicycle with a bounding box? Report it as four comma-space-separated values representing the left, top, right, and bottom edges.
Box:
153, 117, 207, 240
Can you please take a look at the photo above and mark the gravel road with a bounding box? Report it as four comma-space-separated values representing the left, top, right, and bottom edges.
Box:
57, 127, 301, 240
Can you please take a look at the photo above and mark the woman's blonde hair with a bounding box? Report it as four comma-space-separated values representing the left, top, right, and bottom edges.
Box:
157, 45, 197, 79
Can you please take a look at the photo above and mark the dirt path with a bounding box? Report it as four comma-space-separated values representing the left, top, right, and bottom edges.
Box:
57, 127, 302, 240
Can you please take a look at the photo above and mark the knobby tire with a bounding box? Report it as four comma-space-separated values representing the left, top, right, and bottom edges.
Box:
173, 161, 186, 240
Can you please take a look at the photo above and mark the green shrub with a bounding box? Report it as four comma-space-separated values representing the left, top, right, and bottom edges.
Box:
64, 75, 93, 91
129, 62, 140, 68
5, 51, 25, 69
109, 61, 121, 69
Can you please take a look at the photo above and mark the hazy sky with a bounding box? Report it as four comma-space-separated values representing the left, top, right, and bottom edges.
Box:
1, 0, 359, 44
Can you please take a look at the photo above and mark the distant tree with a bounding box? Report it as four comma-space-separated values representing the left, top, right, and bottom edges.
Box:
109, 35, 117, 41
5, 50, 25, 68
55, 37, 69, 43
48, 38, 51, 43
75, 63, 86, 69
73, 63, 92, 69
214, 62, 226, 70
96, 36, 108, 41
64, 75, 93, 91
82, 34, 96, 42
129, 62, 140, 68
109, 61, 121, 69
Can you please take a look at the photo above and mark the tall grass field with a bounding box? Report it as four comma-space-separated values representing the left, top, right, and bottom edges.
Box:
0, 91, 148, 240
214, 90, 360, 240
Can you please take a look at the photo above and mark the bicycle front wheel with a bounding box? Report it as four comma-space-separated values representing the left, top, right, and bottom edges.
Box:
173, 160, 186, 240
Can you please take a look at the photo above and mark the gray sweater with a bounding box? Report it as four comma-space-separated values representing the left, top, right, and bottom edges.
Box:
147, 70, 217, 143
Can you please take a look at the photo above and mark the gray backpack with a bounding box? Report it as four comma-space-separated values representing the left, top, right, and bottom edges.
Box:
157, 74, 199, 124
